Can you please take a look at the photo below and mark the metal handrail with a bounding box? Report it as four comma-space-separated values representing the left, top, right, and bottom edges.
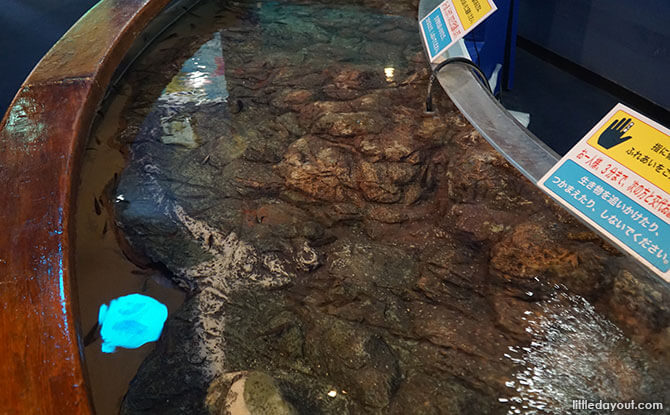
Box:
417, 0, 667, 285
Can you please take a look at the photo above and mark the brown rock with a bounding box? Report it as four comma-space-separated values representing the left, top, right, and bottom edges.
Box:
354, 160, 403, 203
276, 136, 353, 201
321, 68, 386, 100
607, 269, 669, 342
311, 112, 387, 137
451, 203, 519, 242
270, 89, 314, 109
490, 222, 577, 278
357, 129, 420, 163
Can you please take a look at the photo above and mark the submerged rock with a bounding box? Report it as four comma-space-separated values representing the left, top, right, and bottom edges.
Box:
207, 372, 298, 415
105, 0, 670, 413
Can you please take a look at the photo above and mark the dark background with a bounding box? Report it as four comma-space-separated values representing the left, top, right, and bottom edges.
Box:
518, 0, 670, 112
0, 0, 98, 117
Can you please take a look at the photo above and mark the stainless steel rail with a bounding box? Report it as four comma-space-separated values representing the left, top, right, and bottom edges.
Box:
418, 0, 559, 183
417, 0, 667, 285
435, 65, 559, 182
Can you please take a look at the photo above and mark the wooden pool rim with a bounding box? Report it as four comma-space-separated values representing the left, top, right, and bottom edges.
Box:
0, 1, 173, 412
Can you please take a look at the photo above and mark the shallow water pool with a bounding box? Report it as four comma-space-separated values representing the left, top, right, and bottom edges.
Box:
78, 0, 669, 413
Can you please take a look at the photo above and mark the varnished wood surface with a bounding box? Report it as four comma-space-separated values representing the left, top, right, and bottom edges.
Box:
0, 0, 170, 413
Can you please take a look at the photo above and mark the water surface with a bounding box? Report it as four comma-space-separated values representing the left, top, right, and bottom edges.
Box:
81, 0, 669, 413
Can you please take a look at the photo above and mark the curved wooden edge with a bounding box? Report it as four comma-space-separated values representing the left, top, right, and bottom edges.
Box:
0, 0, 171, 413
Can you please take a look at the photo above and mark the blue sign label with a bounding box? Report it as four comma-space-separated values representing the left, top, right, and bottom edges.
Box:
421, 8, 452, 59
543, 160, 670, 272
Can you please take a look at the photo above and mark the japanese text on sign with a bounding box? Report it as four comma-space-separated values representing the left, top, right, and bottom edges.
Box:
540, 103, 670, 281
420, 0, 497, 62
453, 0, 493, 29
546, 161, 670, 272
587, 106, 670, 193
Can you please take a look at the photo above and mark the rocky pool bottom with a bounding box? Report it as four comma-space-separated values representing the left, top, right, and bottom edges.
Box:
80, 0, 670, 413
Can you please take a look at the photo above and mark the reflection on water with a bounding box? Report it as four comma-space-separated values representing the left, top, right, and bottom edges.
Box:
503, 288, 665, 414
160, 32, 228, 107
81, 0, 670, 413
158, 32, 229, 148
384, 66, 395, 82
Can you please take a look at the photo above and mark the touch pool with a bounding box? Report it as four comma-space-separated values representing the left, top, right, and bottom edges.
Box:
71, 0, 669, 413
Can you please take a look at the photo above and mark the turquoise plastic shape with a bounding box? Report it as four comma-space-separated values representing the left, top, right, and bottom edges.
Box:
98, 293, 168, 353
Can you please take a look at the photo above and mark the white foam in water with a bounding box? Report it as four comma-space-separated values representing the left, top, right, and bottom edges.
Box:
501, 290, 655, 414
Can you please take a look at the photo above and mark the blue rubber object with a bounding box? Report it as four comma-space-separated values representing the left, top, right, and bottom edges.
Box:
98, 294, 168, 353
